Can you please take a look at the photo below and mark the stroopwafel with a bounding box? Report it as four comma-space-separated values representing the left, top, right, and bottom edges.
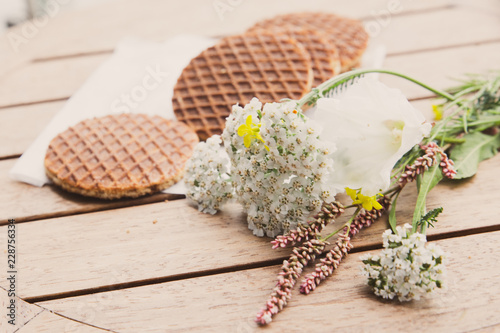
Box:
172, 32, 313, 140
247, 12, 369, 72
44, 113, 199, 199
250, 27, 341, 87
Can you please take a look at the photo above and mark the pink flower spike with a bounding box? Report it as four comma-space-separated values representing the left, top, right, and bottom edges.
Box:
349, 196, 391, 237
300, 233, 353, 294
256, 239, 327, 325
399, 142, 456, 185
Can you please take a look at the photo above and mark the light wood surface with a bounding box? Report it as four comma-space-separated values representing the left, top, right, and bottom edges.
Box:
0, 287, 43, 332
1, 0, 499, 332
0, 101, 63, 158
0, 0, 454, 64
38, 232, 500, 332
0, 287, 108, 332
17, 310, 109, 333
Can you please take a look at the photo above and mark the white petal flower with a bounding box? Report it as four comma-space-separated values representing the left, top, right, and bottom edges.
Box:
184, 135, 233, 214
362, 224, 446, 302
313, 78, 431, 195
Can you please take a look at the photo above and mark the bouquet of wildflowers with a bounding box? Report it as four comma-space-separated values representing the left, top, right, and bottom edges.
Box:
184, 69, 500, 324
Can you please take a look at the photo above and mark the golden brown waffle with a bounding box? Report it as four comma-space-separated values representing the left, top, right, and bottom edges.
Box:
44, 114, 199, 199
247, 12, 369, 72
172, 32, 313, 140
251, 27, 341, 87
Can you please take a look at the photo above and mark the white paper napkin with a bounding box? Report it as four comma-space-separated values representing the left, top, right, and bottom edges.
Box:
9, 37, 385, 194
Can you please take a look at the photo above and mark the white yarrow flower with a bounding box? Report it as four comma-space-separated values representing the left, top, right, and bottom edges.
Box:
361, 224, 445, 302
312, 78, 432, 196
222, 98, 337, 237
184, 135, 233, 214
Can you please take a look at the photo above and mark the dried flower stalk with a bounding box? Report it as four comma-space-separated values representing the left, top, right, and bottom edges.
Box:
300, 232, 353, 294
256, 239, 328, 325
399, 142, 456, 186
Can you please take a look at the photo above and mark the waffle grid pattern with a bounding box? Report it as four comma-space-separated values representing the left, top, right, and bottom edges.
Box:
248, 12, 369, 71
173, 33, 313, 140
45, 114, 199, 199
252, 27, 341, 87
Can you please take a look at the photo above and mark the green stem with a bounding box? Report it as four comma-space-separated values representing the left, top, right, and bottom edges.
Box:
382, 185, 403, 197
432, 136, 466, 144
322, 206, 362, 242
298, 69, 455, 108
344, 204, 360, 209
420, 203, 428, 234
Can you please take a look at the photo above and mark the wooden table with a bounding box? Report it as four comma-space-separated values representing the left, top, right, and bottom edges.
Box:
1, 0, 500, 331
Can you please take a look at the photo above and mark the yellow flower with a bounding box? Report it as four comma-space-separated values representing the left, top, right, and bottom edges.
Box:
345, 187, 383, 211
237, 115, 268, 149
345, 187, 358, 202
432, 105, 443, 121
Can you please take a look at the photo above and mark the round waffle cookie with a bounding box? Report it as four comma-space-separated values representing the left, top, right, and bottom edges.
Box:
247, 12, 369, 72
251, 27, 341, 87
44, 113, 199, 199
172, 32, 313, 140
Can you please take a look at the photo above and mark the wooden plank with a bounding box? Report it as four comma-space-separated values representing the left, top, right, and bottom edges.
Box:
0, 158, 184, 225
2, 3, 500, 108
381, 41, 500, 100
0, 287, 43, 332
374, 2, 500, 55
37, 231, 500, 332
18, 311, 110, 333
0, 285, 108, 332
2, 151, 500, 300
0, 53, 108, 108
0, 0, 453, 66
0, 101, 64, 158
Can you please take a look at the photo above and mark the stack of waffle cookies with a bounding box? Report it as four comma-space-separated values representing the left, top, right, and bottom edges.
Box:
173, 12, 368, 140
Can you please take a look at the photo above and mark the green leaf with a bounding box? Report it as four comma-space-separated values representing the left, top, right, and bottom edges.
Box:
388, 192, 400, 234
412, 160, 443, 231
449, 132, 500, 179
418, 207, 443, 229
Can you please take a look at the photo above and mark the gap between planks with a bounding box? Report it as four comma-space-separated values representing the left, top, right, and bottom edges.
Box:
0, 192, 185, 225
35, 231, 500, 332
0, 287, 115, 332
21, 225, 500, 305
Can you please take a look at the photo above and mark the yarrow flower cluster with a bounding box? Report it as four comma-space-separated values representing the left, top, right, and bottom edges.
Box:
184, 135, 233, 214
222, 98, 336, 237
361, 224, 445, 302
